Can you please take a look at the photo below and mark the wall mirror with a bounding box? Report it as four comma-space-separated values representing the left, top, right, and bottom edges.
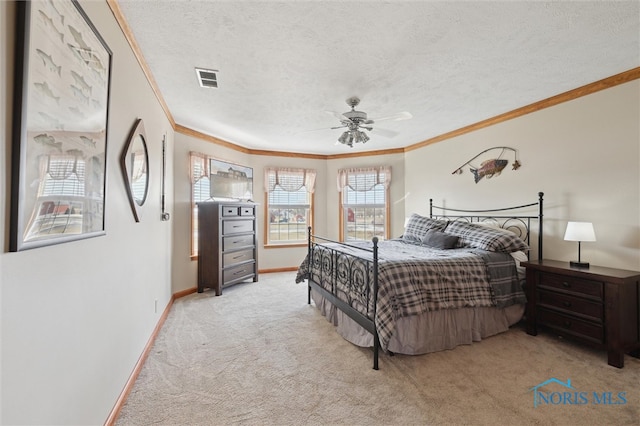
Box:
121, 118, 149, 222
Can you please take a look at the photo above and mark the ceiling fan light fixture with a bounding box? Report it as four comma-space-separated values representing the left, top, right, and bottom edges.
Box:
357, 131, 370, 144
338, 130, 369, 148
346, 132, 355, 147
338, 131, 350, 145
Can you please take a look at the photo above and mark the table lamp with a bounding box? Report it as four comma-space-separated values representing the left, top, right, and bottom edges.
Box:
564, 221, 596, 268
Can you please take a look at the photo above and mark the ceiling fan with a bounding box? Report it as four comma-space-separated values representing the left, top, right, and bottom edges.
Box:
305, 97, 412, 148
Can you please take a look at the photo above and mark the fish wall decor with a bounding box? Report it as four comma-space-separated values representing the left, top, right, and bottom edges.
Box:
452, 146, 521, 183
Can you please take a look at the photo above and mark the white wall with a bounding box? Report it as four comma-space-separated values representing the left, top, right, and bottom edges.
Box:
404, 81, 640, 271
1, 1, 174, 424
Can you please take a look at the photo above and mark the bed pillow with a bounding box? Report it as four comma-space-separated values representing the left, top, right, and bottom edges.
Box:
402, 214, 448, 243
444, 221, 529, 253
421, 229, 459, 249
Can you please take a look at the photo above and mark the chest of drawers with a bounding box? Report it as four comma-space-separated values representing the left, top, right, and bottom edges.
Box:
523, 259, 640, 368
197, 202, 258, 295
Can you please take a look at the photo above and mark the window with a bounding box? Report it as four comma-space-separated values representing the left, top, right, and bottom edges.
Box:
338, 166, 391, 241
265, 167, 316, 245
190, 152, 212, 257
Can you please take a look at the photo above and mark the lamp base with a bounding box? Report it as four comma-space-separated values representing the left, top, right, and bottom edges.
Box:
570, 261, 590, 268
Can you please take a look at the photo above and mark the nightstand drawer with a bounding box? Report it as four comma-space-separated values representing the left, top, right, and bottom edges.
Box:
524, 259, 640, 368
539, 272, 603, 300
538, 290, 603, 322
538, 308, 603, 343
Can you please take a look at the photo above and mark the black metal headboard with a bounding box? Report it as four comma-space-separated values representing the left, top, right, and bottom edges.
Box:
429, 192, 544, 260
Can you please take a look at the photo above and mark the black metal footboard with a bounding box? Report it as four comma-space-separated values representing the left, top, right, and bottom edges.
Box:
305, 227, 380, 370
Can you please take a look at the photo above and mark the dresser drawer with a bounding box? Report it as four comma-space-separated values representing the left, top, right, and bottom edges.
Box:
222, 219, 253, 235
223, 234, 254, 250
539, 272, 603, 300
240, 206, 254, 216
223, 249, 254, 267
223, 262, 256, 284
538, 308, 603, 344
538, 290, 603, 322
222, 206, 240, 216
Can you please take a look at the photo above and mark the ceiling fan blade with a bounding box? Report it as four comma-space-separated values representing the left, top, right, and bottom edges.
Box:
369, 127, 398, 138
295, 126, 340, 135
369, 111, 413, 123
325, 110, 349, 121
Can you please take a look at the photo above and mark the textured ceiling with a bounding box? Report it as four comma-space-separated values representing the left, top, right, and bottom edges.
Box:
116, 1, 640, 155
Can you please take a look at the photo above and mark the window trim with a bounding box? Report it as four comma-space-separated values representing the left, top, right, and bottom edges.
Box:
263, 193, 314, 248
338, 166, 391, 242
264, 167, 316, 247
339, 187, 390, 242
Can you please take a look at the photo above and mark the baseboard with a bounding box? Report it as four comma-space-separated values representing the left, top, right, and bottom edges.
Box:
173, 287, 196, 299
104, 294, 176, 425
259, 266, 298, 273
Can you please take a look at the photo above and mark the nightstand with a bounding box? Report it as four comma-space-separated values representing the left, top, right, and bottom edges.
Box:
522, 259, 640, 368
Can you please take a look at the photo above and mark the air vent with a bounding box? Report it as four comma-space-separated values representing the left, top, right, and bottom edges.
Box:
195, 68, 218, 88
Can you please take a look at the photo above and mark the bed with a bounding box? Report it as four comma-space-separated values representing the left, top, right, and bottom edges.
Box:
296, 192, 544, 369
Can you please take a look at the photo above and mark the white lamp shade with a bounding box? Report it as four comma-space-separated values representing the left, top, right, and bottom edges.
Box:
564, 221, 596, 242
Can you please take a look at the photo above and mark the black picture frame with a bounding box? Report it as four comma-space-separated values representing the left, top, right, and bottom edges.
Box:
10, 0, 112, 251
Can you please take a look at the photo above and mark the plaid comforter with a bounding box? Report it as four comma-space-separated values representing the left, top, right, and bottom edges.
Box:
296, 239, 526, 351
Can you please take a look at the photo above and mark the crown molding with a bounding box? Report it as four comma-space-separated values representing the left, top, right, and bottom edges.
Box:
405, 67, 640, 152
108, 1, 639, 160
107, 0, 175, 127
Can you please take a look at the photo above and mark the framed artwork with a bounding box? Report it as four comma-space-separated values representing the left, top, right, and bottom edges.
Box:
209, 158, 253, 201
10, 0, 112, 251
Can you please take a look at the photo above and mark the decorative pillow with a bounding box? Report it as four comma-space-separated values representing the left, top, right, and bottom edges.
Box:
444, 220, 529, 253
402, 214, 448, 243
421, 229, 459, 249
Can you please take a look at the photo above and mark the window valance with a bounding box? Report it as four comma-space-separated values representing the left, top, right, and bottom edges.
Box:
337, 166, 391, 192
264, 167, 317, 193
189, 152, 209, 183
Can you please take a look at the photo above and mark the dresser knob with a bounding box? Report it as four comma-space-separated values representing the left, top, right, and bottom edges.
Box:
562, 281, 570, 288
563, 301, 572, 307
564, 320, 572, 328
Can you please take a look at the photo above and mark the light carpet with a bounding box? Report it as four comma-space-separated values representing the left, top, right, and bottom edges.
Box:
116, 272, 640, 425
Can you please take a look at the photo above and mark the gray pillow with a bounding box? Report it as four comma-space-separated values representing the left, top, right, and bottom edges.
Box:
421, 229, 459, 249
